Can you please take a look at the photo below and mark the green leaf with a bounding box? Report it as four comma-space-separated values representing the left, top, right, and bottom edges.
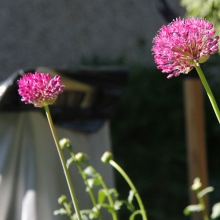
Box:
108, 188, 119, 198
114, 199, 135, 212
126, 202, 135, 212
100, 203, 115, 213
128, 190, 136, 203
83, 166, 97, 178
89, 207, 100, 219
183, 204, 204, 216
73, 209, 100, 220
211, 202, 220, 219
87, 178, 101, 188
198, 186, 214, 198
53, 208, 67, 215
98, 189, 106, 204
191, 177, 202, 191
66, 157, 74, 169
114, 200, 123, 210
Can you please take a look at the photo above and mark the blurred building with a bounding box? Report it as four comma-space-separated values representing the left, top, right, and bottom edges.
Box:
0, 0, 185, 81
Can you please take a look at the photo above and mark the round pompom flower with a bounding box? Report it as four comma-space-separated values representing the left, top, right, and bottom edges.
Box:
152, 17, 219, 78
17, 72, 65, 107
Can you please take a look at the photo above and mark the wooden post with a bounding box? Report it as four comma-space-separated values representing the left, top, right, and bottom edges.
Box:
183, 76, 208, 219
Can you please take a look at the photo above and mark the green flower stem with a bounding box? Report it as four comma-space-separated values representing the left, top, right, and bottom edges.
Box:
196, 190, 209, 220
96, 173, 118, 220
69, 151, 103, 220
44, 105, 82, 220
195, 65, 220, 123
63, 202, 75, 220
109, 160, 148, 220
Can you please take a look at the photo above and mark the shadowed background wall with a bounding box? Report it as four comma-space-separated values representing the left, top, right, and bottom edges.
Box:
0, 0, 185, 81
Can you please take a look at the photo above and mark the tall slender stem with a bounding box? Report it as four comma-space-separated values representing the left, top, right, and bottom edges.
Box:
195, 65, 220, 123
109, 160, 148, 220
44, 105, 82, 220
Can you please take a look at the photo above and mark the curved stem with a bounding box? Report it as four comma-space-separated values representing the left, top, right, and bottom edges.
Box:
44, 105, 82, 220
195, 65, 220, 123
96, 173, 118, 220
200, 199, 209, 220
69, 151, 103, 220
196, 190, 209, 220
63, 202, 75, 220
109, 160, 148, 220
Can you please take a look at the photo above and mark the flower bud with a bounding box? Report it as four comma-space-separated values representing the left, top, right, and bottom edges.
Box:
75, 152, 87, 163
191, 177, 202, 191
59, 138, 71, 149
101, 151, 113, 164
58, 195, 67, 204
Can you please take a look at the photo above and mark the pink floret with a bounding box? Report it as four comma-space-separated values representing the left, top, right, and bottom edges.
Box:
17, 72, 65, 107
152, 17, 219, 78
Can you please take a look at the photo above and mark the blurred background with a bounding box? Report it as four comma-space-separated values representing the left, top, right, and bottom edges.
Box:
0, 0, 184, 80
0, 0, 220, 220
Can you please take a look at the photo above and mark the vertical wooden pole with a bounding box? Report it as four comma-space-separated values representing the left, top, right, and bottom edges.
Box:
183, 77, 208, 219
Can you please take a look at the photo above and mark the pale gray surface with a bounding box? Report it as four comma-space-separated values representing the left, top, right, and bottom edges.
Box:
0, 111, 114, 220
0, 0, 185, 81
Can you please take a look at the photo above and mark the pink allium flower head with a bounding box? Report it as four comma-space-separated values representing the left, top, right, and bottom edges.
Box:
17, 72, 65, 107
152, 17, 219, 78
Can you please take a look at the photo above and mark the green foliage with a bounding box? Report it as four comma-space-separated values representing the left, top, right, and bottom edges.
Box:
211, 202, 220, 219
184, 204, 204, 216
198, 187, 214, 199
55, 139, 144, 220
54, 208, 69, 215
180, 0, 220, 53
184, 177, 220, 220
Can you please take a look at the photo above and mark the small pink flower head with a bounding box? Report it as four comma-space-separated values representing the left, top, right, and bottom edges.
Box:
17, 72, 65, 107
152, 17, 219, 78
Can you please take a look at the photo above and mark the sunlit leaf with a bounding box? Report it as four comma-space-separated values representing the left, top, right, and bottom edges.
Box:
83, 166, 97, 177
53, 208, 67, 215
98, 189, 106, 204
109, 188, 119, 198
183, 204, 204, 216
87, 178, 101, 188
114, 200, 123, 210
89, 207, 100, 219
197, 186, 214, 198
191, 177, 202, 191
66, 157, 74, 169
211, 202, 220, 219
128, 190, 135, 203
